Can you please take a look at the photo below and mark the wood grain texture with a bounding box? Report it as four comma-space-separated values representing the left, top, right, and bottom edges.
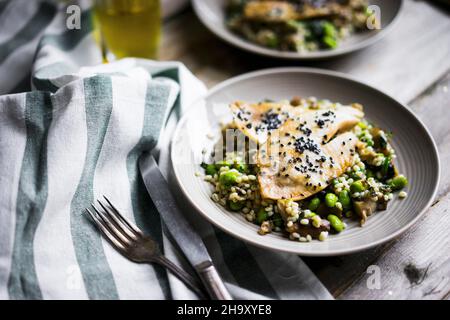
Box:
336, 73, 450, 299
160, 0, 450, 104
160, 0, 450, 299
319, 0, 450, 104
304, 72, 450, 299
339, 194, 450, 300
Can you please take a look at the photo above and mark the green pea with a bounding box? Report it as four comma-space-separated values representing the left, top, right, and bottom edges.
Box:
308, 197, 321, 211
390, 175, 408, 191
325, 193, 338, 207
365, 139, 374, 147
328, 214, 345, 232
219, 170, 239, 188
256, 208, 269, 225
350, 181, 366, 193
205, 164, 217, 176
338, 190, 351, 210
272, 212, 284, 228
228, 200, 244, 212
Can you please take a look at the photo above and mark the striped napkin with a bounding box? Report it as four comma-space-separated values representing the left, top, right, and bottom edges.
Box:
0, 0, 333, 300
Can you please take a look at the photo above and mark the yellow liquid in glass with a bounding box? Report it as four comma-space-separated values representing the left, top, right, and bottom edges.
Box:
93, 0, 161, 60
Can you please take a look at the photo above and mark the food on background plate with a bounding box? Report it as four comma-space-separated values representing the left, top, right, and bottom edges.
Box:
200, 97, 408, 242
226, 0, 378, 52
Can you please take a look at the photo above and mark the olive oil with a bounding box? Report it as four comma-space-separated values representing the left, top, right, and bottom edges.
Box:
93, 0, 161, 60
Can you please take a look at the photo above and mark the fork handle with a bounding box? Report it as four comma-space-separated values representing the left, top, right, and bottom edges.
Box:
154, 255, 207, 299
196, 261, 232, 300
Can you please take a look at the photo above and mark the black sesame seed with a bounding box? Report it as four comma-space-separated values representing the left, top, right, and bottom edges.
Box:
294, 136, 320, 155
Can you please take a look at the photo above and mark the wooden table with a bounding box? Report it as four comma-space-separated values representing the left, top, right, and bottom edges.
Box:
160, 0, 450, 300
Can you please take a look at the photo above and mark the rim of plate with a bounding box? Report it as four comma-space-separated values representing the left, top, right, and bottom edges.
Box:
170, 67, 440, 256
192, 0, 404, 60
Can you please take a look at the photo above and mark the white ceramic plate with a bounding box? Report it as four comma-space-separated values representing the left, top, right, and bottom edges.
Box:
192, 0, 403, 60
171, 68, 439, 256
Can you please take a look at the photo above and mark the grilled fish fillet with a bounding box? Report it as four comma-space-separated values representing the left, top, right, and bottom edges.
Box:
230, 99, 363, 144
258, 119, 359, 200
243, 1, 355, 22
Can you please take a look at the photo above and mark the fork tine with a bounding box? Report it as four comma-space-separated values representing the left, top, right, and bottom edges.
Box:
85, 208, 127, 252
103, 196, 143, 235
91, 203, 131, 245
97, 199, 138, 240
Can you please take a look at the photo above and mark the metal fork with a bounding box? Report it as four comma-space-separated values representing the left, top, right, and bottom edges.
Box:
85, 196, 207, 299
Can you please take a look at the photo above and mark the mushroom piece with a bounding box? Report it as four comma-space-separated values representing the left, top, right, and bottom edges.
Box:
292, 219, 331, 239
377, 197, 388, 211
353, 199, 377, 226
316, 202, 343, 219
371, 127, 388, 150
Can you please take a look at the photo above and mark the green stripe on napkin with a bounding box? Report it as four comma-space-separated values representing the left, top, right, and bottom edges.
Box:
70, 75, 119, 300
8, 92, 53, 300
126, 81, 175, 299
0, 2, 56, 63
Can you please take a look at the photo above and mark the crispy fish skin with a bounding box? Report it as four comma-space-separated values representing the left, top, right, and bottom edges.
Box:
243, 0, 362, 22
230, 100, 304, 144
258, 120, 359, 200
230, 99, 363, 144
244, 1, 298, 22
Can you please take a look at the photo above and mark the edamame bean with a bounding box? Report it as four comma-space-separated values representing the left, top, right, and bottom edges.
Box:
325, 193, 338, 207
256, 208, 269, 225
205, 164, 217, 176
323, 22, 337, 37
323, 36, 337, 49
350, 180, 365, 193
338, 190, 351, 209
219, 170, 239, 187
327, 214, 345, 232
390, 175, 408, 190
308, 197, 321, 211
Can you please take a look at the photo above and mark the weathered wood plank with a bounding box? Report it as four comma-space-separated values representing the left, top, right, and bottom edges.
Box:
318, 0, 450, 104
334, 73, 450, 299
161, 0, 450, 104
303, 72, 450, 299
411, 73, 450, 199
161, 0, 450, 299
339, 193, 450, 300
